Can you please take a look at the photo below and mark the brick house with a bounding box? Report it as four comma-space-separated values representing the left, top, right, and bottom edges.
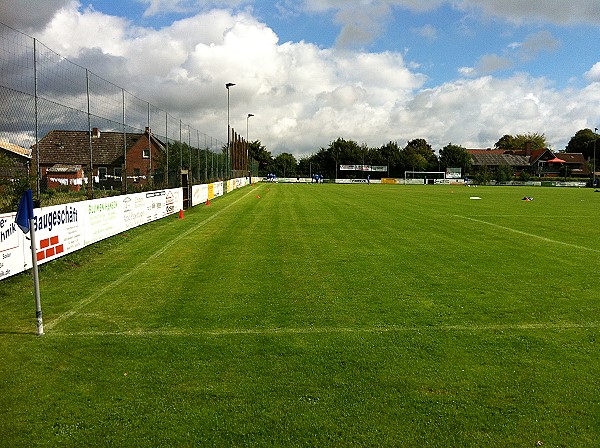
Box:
31, 128, 165, 191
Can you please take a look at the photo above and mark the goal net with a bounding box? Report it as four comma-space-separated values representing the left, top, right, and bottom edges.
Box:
404, 171, 446, 184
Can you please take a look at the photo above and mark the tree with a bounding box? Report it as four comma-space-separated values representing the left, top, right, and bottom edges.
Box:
495, 133, 547, 152
248, 140, 273, 176
297, 156, 312, 177
401, 138, 437, 173
495, 164, 513, 183
565, 128, 599, 160
272, 153, 297, 177
439, 143, 471, 175
378, 141, 402, 177
473, 164, 492, 185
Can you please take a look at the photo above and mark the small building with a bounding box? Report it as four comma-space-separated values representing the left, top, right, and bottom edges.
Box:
31, 128, 165, 191
46, 164, 85, 191
0, 140, 31, 179
467, 144, 590, 179
468, 149, 530, 174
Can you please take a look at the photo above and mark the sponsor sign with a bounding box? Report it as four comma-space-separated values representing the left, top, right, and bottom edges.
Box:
192, 184, 209, 206
34, 203, 85, 262
0, 213, 23, 280
340, 165, 387, 172
85, 197, 121, 245
123, 193, 147, 230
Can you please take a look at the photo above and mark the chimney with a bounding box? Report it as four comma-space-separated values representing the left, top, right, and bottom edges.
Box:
525, 141, 532, 157
92, 128, 101, 138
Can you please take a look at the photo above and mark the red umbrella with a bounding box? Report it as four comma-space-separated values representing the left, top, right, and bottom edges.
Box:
546, 157, 565, 163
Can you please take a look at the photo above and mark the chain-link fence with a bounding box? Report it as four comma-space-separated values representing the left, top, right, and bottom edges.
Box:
0, 22, 230, 211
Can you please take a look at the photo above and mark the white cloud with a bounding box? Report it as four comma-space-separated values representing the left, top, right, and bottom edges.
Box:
297, 0, 600, 48
10, 3, 600, 158
413, 24, 438, 42
516, 30, 560, 62
138, 0, 251, 17
0, 0, 74, 31
456, 0, 600, 25
478, 54, 513, 73
585, 62, 600, 82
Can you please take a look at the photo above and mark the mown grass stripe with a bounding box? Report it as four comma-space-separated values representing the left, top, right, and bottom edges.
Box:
454, 214, 600, 253
49, 320, 600, 337
45, 187, 258, 331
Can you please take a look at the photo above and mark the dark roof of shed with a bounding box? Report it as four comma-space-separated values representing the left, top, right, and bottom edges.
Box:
470, 152, 530, 166
0, 140, 31, 158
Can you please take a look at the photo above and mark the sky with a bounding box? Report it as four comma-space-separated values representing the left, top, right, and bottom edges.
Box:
1, 0, 600, 157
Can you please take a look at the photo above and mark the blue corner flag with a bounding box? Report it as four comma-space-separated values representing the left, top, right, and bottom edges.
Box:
16, 189, 34, 234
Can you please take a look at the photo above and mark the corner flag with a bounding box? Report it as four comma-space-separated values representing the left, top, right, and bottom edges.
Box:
16, 189, 33, 234
14, 189, 44, 336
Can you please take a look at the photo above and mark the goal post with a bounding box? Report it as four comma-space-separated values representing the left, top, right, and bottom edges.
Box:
404, 171, 446, 184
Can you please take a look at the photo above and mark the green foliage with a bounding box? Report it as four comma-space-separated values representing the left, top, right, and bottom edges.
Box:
439, 143, 471, 174
495, 132, 547, 152
248, 140, 272, 176
518, 170, 532, 181
160, 140, 223, 184
565, 128, 599, 159
272, 152, 297, 177
473, 164, 492, 184
495, 163, 514, 183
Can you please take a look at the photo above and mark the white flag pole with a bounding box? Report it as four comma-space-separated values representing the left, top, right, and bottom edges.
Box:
29, 218, 43, 336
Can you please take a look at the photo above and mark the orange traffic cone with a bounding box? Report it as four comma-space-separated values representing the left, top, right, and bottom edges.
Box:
205, 199, 211, 206
179, 209, 184, 219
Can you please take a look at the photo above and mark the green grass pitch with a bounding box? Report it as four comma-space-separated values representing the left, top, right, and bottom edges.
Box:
1, 183, 599, 447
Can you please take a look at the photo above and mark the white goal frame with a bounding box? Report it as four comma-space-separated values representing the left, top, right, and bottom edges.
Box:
404, 171, 446, 184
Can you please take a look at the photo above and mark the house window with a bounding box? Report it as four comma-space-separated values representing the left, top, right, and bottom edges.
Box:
133, 168, 141, 182
143, 149, 150, 159
98, 167, 107, 180
114, 167, 122, 180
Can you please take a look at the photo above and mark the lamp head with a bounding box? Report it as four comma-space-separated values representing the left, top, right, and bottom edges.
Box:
226, 83, 236, 89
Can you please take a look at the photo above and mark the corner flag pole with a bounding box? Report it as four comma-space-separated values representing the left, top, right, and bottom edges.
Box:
16, 189, 44, 335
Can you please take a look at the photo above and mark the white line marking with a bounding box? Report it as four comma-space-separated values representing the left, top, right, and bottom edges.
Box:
45, 188, 257, 331
49, 321, 600, 338
454, 215, 600, 253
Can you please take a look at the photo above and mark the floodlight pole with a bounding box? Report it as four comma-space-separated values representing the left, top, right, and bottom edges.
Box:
247, 113, 254, 176
226, 83, 235, 179
594, 127, 598, 187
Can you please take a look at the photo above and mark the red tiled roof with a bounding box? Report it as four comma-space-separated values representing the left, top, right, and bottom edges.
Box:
32, 130, 143, 165
31, 130, 164, 166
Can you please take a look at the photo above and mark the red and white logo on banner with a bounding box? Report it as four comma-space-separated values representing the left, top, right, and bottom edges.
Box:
37, 235, 64, 262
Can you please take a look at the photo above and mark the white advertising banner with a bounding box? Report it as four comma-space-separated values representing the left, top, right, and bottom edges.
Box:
340, 165, 387, 172
84, 197, 123, 245
32, 202, 86, 266
192, 184, 209, 207
143, 188, 182, 223
1, 187, 184, 280
122, 192, 148, 230
213, 181, 224, 198
0, 212, 25, 280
